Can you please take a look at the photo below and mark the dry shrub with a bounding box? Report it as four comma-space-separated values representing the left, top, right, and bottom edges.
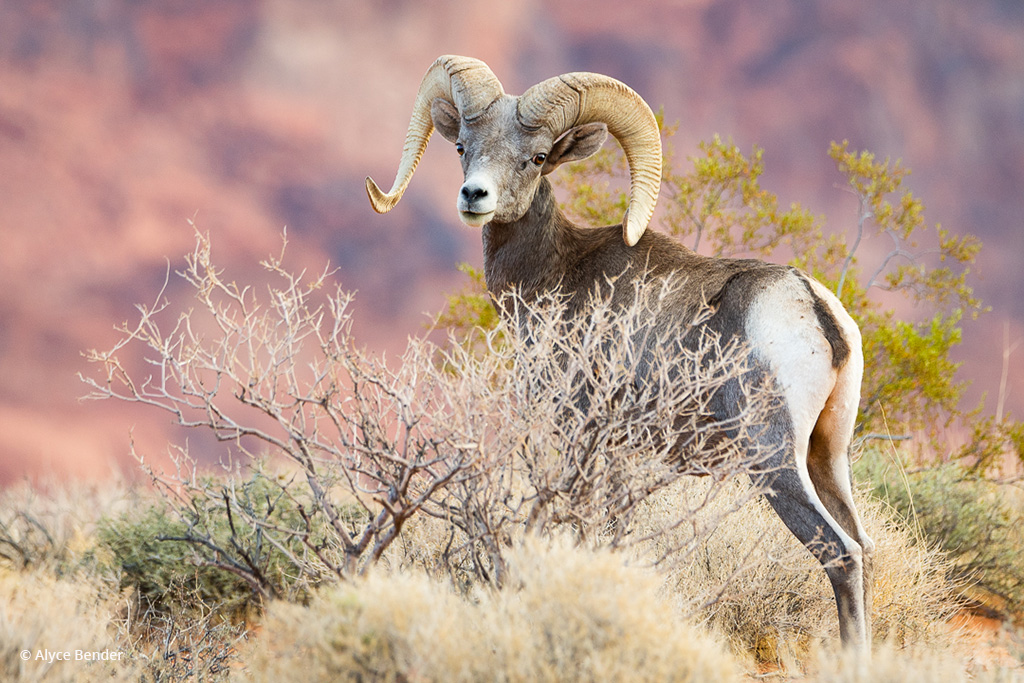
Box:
0, 481, 246, 682
245, 535, 740, 683
0, 569, 137, 682
634, 477, 957, 664
0, 480, 132, 573
244, 567, 480, 682
78, 231, 989, 679
82, 230, 779, 593
861, 486, 960, 645
488, 536, 738, 682
120, 585, 245, 683
639, 478, 835, 662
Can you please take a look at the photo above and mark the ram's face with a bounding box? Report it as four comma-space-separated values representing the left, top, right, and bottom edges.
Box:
431, 97, 548, 226
431, 96, 608, 227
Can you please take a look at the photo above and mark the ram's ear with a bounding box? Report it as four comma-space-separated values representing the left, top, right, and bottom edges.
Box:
541, 122, 608, 175
431, 99, 461, 143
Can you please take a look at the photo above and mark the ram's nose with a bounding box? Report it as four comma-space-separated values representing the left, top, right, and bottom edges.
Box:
458, 175, 497, 212
461, 183, 489, 204
457, 174, 497, 227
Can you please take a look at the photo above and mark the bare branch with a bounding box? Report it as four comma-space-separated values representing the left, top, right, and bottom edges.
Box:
83, 231, 783, 595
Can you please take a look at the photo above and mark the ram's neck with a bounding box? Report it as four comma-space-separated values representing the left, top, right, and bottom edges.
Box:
481, 178, 576, 300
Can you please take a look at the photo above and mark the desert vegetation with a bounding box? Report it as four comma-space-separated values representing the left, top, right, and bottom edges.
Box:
1, 131, 1022, 681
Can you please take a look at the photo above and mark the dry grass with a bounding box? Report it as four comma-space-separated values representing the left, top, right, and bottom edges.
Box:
245, 535, 740, 682
805, 638, 1024, 683
0, 481, 137, 681
0, 479, 134, 573
0, 568, 137, 683
0, 475, 1020, 681
633, 477, 958, 666
0, 481, 246, 682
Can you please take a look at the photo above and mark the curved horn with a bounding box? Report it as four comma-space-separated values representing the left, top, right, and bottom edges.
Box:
518, 73, 661, 246
366, 55, 505, 213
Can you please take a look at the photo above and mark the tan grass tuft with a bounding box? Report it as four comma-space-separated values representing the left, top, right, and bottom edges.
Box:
0, 569, 136, 682
806, 639, 1019, 683
635, 477, 957, 664
246, 535, 740, 682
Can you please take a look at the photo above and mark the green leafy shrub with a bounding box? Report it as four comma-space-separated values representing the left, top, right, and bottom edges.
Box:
857, 448, 1024, 619
432, 262, 504, 356
98, 505, 250, 616
97, 468, 335, 621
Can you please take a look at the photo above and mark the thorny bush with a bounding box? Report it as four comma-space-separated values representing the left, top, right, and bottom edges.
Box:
83, 231, 781, 596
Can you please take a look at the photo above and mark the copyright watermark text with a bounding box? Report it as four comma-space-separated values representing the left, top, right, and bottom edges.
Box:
20, 649, 124, 663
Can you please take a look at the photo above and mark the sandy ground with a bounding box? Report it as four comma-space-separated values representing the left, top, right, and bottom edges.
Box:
948, 611, 1024, 676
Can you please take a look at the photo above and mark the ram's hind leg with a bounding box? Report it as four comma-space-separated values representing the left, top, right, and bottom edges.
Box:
749, 391, 870, 653
806, 384, 875, 644
757, 457, 870, 653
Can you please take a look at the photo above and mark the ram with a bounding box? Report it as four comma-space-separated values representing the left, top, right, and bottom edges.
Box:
366, 55, 873, 653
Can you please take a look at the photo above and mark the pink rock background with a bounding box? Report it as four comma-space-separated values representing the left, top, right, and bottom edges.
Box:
1, 1, 1022, 481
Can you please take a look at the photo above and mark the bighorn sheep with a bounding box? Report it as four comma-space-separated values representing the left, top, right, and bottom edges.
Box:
365, 55, 874, 653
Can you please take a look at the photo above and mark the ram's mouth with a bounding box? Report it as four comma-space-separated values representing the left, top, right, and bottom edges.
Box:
459, 210, 495, 228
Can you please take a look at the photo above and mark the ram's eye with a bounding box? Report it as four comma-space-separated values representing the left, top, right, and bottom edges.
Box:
456, 143, 465, 157
531, 152, 547, 166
